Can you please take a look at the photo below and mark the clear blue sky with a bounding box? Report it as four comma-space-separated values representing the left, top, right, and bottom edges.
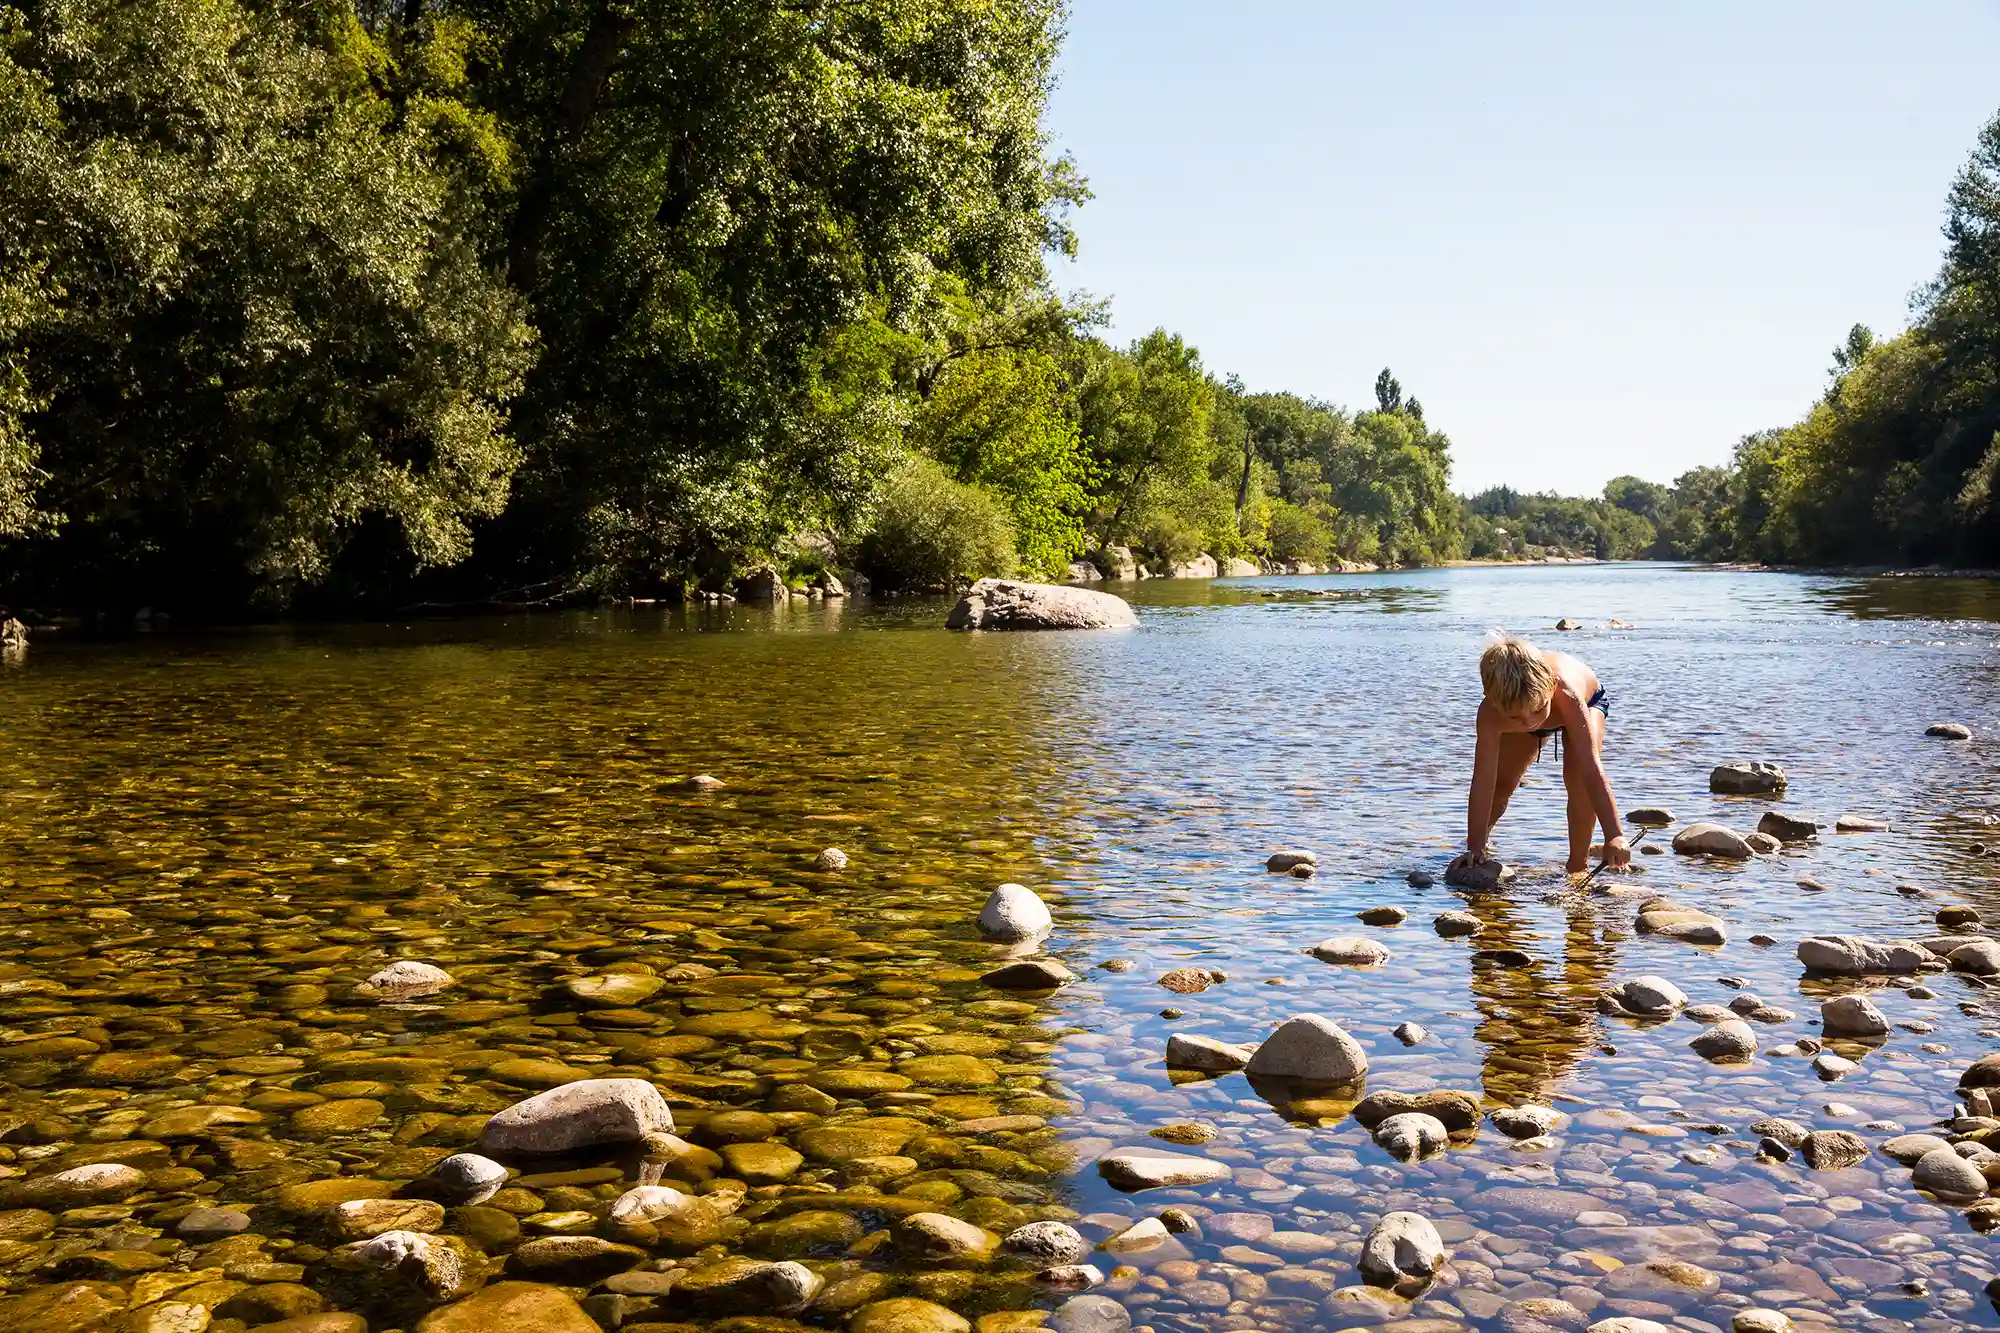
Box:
1045, 1, 2000, 495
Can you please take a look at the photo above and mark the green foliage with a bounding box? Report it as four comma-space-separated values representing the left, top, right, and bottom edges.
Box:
857, 453, 1016, 590
1265, 500, 1332, 564
911, 348, 1091, 580
0, 0, 533, 608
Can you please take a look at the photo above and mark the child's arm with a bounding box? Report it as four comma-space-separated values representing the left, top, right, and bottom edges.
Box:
1571, 726, 1630, 866
1464, 702, 1500, 858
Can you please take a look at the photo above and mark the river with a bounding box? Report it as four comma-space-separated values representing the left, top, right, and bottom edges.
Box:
2, 563, 1998, 1332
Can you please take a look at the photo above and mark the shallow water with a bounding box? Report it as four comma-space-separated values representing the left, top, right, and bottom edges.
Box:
4, 564, 2000, 1332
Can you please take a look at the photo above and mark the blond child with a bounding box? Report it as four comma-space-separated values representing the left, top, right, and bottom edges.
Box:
1450, 632, 1630, 877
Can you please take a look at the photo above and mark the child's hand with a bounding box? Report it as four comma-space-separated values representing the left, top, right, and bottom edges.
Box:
1602, 835, 1632, 870
1448, 846, 1493, 873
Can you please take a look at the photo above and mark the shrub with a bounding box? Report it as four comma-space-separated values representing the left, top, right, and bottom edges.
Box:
857, 454, 1016, 590
1266, 501, 1332, 564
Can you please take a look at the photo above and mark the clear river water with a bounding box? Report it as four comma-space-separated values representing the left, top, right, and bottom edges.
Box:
4, 563, 2000, 1333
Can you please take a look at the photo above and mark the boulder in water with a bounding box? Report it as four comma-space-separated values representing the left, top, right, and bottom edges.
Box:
1164, 1033, 1253, 1072
980, 958, 1075, 990
978, 883, 1052, 942
353, 960, 455, 1000
946, 579, 1138, 631
1096, 1152, 1230, 1191
1357, 1210, 1446, 1296
1242, 1014, 1368, 1082
1308, 936, 1390, 966
1756, 810, 1819, 842
1797, 935, 1937, 976
1063, 562, 1103, 584
1444, 858, 1514, 891
479, 1078, 673, 1157
1927, 722, 1973, 739
1710, 761, 1787, 794
1671, 823, 1752, 859
1821, 995, 1889, 1036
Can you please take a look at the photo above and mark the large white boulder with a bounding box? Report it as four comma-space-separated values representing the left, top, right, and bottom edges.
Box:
1797, 935, 1937, 975
946, 580, 1138, 631
978, 883, 1053, 942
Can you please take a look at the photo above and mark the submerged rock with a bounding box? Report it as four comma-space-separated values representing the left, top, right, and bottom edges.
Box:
1835, 813, 1889, 832
1490, 1105, 1563, 1139
676, 1258, 823, 1315
980, 959, 1075, 990
1266, 850, 1316, 872
1710, 762, 1786, 795
479, 1078, 673, 1157
1096, 1152, 1231, 1190
415, 1281, 598, 1333
427, 1153, 507, 1206
978, 883, 1053, 942
1357, 1210, 1446, 1296
1157, 967, 1220, 993
1243, 1014, 1368, 1082
353, 960, 455, 1000
946, 579, 1138, 631
814, 847, 849, 871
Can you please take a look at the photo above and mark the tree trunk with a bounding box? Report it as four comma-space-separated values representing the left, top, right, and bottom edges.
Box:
508, 2, 635, 289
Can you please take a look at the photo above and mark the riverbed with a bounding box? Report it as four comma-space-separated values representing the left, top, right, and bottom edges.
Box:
2, 563, 1999, 1333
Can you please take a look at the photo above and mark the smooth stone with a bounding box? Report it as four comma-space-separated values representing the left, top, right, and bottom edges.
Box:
564, 973, 664, 1007
1002, 1221, 1088, 1266
1354, 1090, 1480, 1132
1689, 1019, 1757, 1061
1433, 911, 1483, 937
332, 1197, 445, 1240
1835, 813, 1888, 831
1733, 1311, 1794, 1333
721, 1141, 803, 1183
429, 1153, 507, 1205
1392, 1021, 1428, 1046
1797, 935, 1935, 975
852, 1298, 974, 1333
1756, 810, 1819, 842
354, 960, 455, 1000
1358, 1210, 1446, 1296
1444, 859, 1514, 891
1491, 1105, 1562, 1139
1357, 906, 1407, 925
1164, 1033, 1253, 1072
1799, 1130, 1868, 1169
1821, 994, 1889, 1036
479, 1078, 673, 1156
815, 847, 850, 871
1952, 939, 2000, 975
1156, 967, 1218, 994
1242, 1014, 1367, 1081
1098, 1217, 1169, 1252
978, 883, 1053, 942
1671, 822, 1752, 859
1883, 1134, 1953, 1164
606, 1185, 694, 1226
1912, 1146, 1989, 1200
897, 1212, 999, 1259
1308, 935, 1391, 966
1266, 851, 1317, 872
1601, 975, 1687, 1016
981, 959, 1076, 990
1096, 1152, 1231, 1191
1927, 722, 1974, 739
415, 1281, 599, 1332
1372, 1113, 1448, 1159
507, 1235, 647, 1283
1049, 1295, 1131, 1333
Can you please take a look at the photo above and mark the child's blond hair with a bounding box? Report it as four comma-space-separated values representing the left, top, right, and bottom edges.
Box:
1480, 631, 1554, 713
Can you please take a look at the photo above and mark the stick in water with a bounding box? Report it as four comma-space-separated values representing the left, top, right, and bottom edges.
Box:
1576, 832, 1656, 880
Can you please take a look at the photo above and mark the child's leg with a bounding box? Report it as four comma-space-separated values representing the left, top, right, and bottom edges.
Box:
1561, 709, 1609, 871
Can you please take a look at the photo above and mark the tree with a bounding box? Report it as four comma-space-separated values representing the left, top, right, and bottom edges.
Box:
1374, 368, 1403, 414
0, 0, 534, 610
1603, 476, 1669, 523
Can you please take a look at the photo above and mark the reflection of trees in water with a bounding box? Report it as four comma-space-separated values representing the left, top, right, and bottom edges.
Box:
1465, 890, 1615, 1104
1808, 576, 2000, 623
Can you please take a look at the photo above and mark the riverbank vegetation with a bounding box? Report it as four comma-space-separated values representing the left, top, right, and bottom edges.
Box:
0, 0, 1457, 616
1484, 107, 2000, 571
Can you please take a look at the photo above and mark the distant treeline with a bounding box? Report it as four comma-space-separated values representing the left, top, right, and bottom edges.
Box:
0, 0, 1456, 616
1474, 107, 2000, 571
4, 0, 1993, 618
